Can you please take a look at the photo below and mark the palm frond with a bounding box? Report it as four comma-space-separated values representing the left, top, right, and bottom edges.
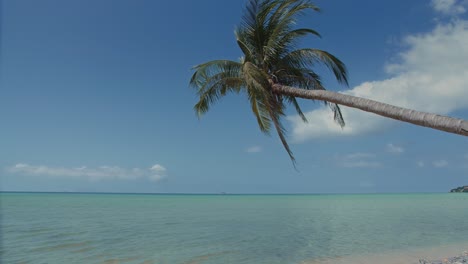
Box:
268, 103, 297, 167
274, 28, 321, 57
243, 61, 270, 90
191, 60, 244, 117
283, 28, 321, 40
235, 37, 255, 62
191, 0, 349, 167
190, 60, 243, 87
238, 0, 269, 66
328, 102, 345, 127
282, 48, 348, 85
274, 67, 323, 90
261, 2, 319, 65
194, 76, 245, 117
287, 96, 307, 122
248, 88, 272, 134
266, 0, 319, 44
267, 0, 319, 32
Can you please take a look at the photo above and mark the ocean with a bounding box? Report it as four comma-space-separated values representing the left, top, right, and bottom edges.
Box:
1, 193, 468, 264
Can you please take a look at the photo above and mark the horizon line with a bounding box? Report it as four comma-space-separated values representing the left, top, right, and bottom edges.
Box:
0, 190, 451, 195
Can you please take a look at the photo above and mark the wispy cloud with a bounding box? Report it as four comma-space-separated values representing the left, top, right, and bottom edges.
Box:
417, 161, 425, 168
288, 16, 468, 141
344, 152, 376, 160
246, 146, 262, 153
7, 163, 168, 182
431, 0, 466, 16
386, 143, 405, 154
433, 160, 449, 168
337, 152, 382, 168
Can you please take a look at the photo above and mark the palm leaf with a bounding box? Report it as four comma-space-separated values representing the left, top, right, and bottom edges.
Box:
282, 48, 349, 85
287, 96, 308, 122
328, 102, 345, 127
191, 0, 349, 167
194, 76, 245, 117
267, 103, 297, 167
248, 89, 272, 134
191, 60, 244, 116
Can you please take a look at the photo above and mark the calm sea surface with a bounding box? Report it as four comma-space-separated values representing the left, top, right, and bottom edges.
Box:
1, 193, 468, 264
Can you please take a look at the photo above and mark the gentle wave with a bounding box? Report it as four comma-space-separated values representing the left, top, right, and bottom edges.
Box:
31, 241, 94, 252
2, 193, 468, 264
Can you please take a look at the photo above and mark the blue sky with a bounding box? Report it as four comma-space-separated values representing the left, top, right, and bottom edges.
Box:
1, 0, 467, 193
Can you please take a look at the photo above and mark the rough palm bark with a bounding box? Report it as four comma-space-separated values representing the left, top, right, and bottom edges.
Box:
272, 84, 468, 136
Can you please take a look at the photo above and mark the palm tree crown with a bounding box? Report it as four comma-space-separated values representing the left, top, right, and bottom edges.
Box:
190, 0, 349, 166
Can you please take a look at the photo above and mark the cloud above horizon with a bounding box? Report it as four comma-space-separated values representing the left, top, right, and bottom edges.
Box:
287, 13, 468, 141
336, 152, 382, 168
246, 146, 262, 153
433, 160, 449, 168
386, 143, 405, 154
417, 161, 425, 168
431, 0, 466, 16
6, 163, 168, 182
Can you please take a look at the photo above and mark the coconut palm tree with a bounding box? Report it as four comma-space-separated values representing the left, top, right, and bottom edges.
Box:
190, 0, 468, 165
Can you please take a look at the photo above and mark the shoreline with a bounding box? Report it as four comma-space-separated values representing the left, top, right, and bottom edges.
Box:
301, 242, 468, 264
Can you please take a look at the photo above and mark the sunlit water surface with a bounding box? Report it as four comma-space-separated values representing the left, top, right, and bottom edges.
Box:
2, 193, 468, 264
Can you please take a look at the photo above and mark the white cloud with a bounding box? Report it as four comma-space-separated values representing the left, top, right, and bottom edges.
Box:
386, 143, 405, 154
246, 146, 262, 153
337, 152, 382, 168
431, 0, 466, 16
149, 164, 168, 182
148, 174, 167, 182
344, 152, 376, 159
417, 161, 425, 168
433, 160, 449, 168
288, 19, 468, 141
7, 163, 168, 182
150, 164, 166, 173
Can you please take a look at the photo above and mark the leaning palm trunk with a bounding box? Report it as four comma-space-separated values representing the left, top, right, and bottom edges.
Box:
272, 84, 468, 136
192, 0, 468, 164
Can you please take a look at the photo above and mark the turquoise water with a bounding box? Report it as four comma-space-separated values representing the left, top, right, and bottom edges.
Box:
1, 193, 468, 264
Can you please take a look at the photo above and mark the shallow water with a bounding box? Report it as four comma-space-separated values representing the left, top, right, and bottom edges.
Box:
1, 193, 468, 264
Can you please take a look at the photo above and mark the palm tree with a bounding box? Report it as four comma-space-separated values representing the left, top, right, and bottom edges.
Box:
190, 0, 468, 165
